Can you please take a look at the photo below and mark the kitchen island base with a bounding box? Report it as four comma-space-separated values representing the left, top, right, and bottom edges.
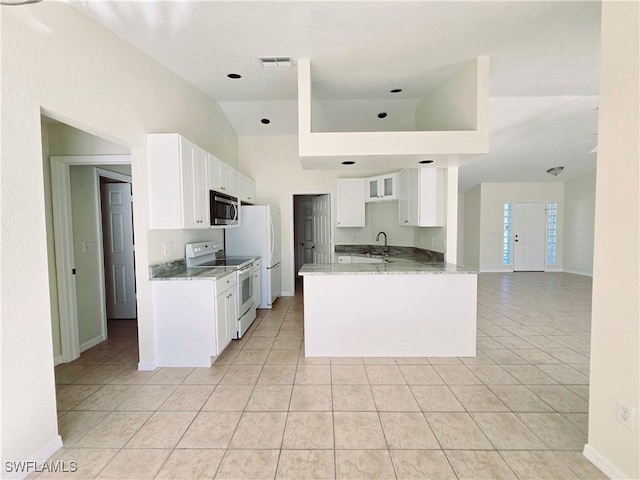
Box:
301, 273, 477, 357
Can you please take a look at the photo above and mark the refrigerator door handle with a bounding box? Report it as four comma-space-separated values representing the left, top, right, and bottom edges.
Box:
269, 216, 275, 263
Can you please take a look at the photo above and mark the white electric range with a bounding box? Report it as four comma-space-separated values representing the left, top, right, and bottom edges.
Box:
186, 241, 258, 338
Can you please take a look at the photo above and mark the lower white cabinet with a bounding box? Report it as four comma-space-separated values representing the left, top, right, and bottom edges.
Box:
398, 168, 444, 227
153, 272, 237, 367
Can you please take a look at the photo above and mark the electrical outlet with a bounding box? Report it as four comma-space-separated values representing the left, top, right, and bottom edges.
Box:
617, 401, 636, 429
163, 241, 173, 257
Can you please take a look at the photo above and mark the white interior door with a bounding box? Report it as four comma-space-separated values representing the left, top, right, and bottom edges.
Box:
513, 202, 546, 272
312, 194, 332, 264
296, 201, 315, 273
101, 182, 137, 318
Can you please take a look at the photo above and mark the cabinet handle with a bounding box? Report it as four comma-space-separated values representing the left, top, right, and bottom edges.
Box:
404, 220, 409, 223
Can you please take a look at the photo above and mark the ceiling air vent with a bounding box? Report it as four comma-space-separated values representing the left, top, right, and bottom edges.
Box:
259, 57, 294, 68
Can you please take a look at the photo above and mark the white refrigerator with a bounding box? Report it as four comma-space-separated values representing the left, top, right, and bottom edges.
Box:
226, 205, 281, 308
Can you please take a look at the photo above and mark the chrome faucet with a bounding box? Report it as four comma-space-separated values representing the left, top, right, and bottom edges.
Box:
376, 231, 389, 253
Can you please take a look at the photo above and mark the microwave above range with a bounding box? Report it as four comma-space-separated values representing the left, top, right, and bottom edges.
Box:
210, 191, 239, 227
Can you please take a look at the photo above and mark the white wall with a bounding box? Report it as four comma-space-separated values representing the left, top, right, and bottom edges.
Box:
586, 2, 640, 478
477, 182, 564, 272
462, 184, 481, 269
1, 3, 237, 473
563, 170, 596, 276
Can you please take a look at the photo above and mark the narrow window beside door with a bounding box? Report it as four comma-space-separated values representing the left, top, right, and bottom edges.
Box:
502, 203, 512, 265
546, 202, 558, 265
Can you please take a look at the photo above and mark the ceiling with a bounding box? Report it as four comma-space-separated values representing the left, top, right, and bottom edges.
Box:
69, 1, 601, 192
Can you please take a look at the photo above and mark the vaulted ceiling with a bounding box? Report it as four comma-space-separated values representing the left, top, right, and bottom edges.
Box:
70, 1, 601, 191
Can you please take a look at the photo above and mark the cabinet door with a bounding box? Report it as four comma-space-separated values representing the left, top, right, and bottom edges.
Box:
215, 288, 231, 355
226, 288, 237, 343
218, 163, 238, 196
398, 169, 419, 226
209, 154, 222, 193
180, 138, 208, 229
252, 265, 261, 307
366, 177, 380, 202
239, 174, 256, 204
418, 169, 444, 227
337, 178, 365, 227
380, 173, 398, 201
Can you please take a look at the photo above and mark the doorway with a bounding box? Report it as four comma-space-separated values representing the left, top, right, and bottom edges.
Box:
50, 155, 133, 363
293, 193, 333, 284
512, 202, 547, 271
100, 172, 137, 320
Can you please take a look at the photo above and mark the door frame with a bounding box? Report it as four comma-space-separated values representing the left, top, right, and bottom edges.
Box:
50, 154, 131, 363
289, 191, 333, 295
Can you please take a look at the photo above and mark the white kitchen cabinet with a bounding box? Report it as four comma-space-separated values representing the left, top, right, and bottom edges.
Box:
148, 133, 209, 229
239, 174, 257, 204
209, 155, 239, 197
251, 260, 261, 307
153, 271, 237, 367
337, 255, 352, 263
366, 173, 398, 202
215, 273, 237, 353
336, 178, 365, 227
398, 168, 444, 227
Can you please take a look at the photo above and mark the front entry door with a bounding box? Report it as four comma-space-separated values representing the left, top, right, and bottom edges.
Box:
101, 182, 137, 318
513, 202, 546, 272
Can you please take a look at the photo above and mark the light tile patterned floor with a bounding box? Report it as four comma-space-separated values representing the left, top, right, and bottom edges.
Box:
40, 273, 608, 479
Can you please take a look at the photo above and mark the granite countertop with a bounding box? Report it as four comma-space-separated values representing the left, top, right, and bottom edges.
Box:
149, 259, 238, 281
299, 245, 477, 276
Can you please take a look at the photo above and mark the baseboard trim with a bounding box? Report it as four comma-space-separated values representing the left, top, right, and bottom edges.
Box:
480, 269, 513, 273
564, 269, 593, 277
583, 443, 630, 479
280, 290, 295, 297
80, 334, 105, 352
2, 435, 64, 479
137, 361, 157, 371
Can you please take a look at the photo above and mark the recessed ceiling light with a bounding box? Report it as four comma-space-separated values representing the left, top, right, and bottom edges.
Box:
546, 166, 564, 176
227, 73, 241, 79
378, 112, 387, 119
419, 160, 434, 164
390, 89, 403, 93
0, 0, 41, 5
260, 118, 270, 125
342, 161, 356, 165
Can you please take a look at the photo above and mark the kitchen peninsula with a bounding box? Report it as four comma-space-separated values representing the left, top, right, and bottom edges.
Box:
299, 248, 478, 358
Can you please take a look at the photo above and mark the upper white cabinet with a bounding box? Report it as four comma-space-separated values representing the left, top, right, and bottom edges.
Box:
238, 174, 257, 204
366, 173, 398, 202
148, 133, 255, 230
336, 178, 365, 227
148, 133, 209, 229
398, 168, 444, 227
209, 154, 239, 197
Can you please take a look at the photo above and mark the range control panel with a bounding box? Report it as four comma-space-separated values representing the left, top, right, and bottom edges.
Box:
185, 241, 220, 259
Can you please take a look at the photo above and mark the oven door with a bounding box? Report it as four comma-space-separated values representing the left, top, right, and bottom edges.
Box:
237, 263, 254, 318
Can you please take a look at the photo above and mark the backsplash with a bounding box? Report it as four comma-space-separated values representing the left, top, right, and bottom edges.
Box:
335, 244, 445, 262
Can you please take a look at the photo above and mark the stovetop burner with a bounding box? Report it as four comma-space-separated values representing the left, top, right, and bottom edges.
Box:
195, 257, 254, 267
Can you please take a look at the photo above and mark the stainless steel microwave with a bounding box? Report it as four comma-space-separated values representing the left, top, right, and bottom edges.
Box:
210, 191, 239, 226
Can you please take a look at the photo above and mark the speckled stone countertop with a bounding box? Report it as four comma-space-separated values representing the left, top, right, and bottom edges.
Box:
149, 259, 238, 281
299, 245, 477, 276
